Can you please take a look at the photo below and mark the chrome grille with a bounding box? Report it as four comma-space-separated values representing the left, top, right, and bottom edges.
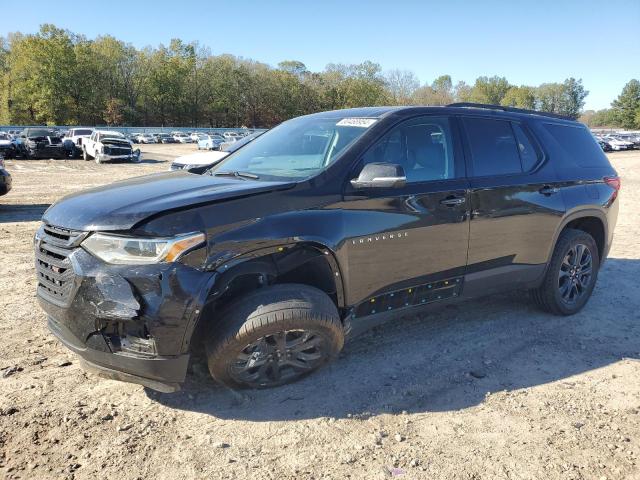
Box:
35, 224, 87, 306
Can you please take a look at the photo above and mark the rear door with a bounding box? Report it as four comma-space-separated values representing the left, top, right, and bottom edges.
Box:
341, 115, 470, 310
459, 115, 566, 296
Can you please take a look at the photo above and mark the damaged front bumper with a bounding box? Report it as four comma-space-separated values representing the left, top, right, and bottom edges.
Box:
95, 150, 141, 163
37, 242, 215, 392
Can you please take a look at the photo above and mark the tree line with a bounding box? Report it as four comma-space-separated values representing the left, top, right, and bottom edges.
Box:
579, 79, 640, 130
0, 24, 597, 128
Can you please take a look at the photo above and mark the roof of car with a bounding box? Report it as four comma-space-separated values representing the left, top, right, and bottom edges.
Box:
97, 130, 124, 136
305, 104, 577, 124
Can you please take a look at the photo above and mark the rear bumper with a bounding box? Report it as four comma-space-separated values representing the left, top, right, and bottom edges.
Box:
48, 316, 188, 392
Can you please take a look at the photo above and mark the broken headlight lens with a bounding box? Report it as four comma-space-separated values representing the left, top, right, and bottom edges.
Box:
82, 232, 205, 265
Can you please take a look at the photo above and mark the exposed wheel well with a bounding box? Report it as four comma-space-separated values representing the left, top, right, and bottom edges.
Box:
564, 216, 605, 260
199, 246, 342, 328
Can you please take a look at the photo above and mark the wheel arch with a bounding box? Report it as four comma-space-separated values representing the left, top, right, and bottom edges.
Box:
184, 242, 346, 351
548, 209, 608, 264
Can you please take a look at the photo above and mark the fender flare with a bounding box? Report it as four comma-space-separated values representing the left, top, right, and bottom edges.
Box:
209, 242, 345, 307
544, 207, 608, 267
180, 242, 346, 352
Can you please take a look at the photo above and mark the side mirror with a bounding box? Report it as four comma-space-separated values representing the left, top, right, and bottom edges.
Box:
350, 162, 406, 189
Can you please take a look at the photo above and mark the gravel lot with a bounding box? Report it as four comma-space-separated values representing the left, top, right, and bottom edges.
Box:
1, 145, 639, 480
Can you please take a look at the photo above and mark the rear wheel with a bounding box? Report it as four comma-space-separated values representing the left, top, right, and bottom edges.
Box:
206, 284, 344, 388
533, 228, 600, 315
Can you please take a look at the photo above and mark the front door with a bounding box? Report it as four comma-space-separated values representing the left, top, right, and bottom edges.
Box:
339, 115, 470, 312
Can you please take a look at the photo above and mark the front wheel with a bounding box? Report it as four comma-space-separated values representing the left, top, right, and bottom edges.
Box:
532, 228, 600, 315
206, 284, 344, 389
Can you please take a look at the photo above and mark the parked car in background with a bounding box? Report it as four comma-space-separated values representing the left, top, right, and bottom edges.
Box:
171, 131, 264, 172
0, 132, 17, 159
603, 135, 634, 151
616, 133, 640, 149
173, 133, 192, 143
223, 131, 240, 140
156, 133, 177, 144
63, 128, 94, 158
597, 139, 613, 152
82, 130, 140, 164
0, 156, 11, 197
15, 128, 66, 159
197, 134, 225, 150
136, 133, 157, 144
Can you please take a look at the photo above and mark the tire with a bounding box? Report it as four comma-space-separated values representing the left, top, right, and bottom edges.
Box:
532, 228, 600, 315
206, 284, 344, 389
82, 147, 93, 161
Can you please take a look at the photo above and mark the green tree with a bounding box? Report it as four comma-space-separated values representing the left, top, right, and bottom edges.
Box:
500, 85, 536, 109
560, 77, 588, 119
611, 79, 640, 129
468, 76, 511, 104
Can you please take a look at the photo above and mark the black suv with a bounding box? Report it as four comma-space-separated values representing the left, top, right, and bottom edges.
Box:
35, 104, 620, 392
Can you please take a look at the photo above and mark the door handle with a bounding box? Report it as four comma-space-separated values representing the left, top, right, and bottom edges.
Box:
539, 185, 559, 196
440, 196, 466, 206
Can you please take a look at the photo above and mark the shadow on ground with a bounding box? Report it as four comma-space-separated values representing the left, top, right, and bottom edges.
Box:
0, 203, 49, 223
150, 257, 640, 421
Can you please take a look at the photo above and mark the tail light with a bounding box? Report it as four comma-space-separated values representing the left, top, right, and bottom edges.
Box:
604, 176, 621, 202
604, 176, 621, 191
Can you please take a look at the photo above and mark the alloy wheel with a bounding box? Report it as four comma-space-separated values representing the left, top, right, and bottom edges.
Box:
230, 329, 327, 386
558, 243, 593, 304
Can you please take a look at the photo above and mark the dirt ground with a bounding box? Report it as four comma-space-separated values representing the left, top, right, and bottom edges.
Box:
0, 145, 638, 480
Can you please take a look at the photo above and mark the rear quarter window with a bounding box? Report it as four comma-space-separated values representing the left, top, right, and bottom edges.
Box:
543, 123, 610, 168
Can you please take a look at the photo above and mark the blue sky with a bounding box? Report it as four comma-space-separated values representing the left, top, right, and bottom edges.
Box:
4, 0, 639, 110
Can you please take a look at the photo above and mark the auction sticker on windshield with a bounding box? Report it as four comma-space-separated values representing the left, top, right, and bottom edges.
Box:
336, 118, 378, 128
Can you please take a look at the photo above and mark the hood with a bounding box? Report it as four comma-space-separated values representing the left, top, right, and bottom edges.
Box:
173, 151, 229, 166
102, 138, 131, 146
43, 171, 295, 231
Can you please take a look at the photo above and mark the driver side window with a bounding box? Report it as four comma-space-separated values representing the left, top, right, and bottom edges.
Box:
360, 116, 457, 183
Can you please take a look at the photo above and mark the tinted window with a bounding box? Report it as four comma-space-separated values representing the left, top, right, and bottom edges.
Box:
360, 116, 457, 183
512, 123, 540, 171
543, 123, 610, 168
463, 117, 521, 176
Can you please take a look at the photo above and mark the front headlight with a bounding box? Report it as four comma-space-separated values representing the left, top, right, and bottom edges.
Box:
82, 232, 205, 265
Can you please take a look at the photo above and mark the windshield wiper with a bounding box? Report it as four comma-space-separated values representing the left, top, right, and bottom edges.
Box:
213, 170, 259, 180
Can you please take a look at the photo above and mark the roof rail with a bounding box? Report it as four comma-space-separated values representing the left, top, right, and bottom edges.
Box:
447, 102, 574, 121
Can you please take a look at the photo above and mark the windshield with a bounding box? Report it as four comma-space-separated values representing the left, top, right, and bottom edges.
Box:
210, 116, 375, 181
101, 134, 125, 141
74, 129, 93, 136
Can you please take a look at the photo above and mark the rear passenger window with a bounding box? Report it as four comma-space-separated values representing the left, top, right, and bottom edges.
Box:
462, 118, 521, 176
512, 123, 540, 171
543, 123, 610, 168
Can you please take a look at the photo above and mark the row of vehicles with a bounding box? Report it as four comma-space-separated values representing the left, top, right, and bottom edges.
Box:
0, 128, 140, 163
130, 130, 251, 148
169, 131, 263, 172
594, 132, 640, 152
